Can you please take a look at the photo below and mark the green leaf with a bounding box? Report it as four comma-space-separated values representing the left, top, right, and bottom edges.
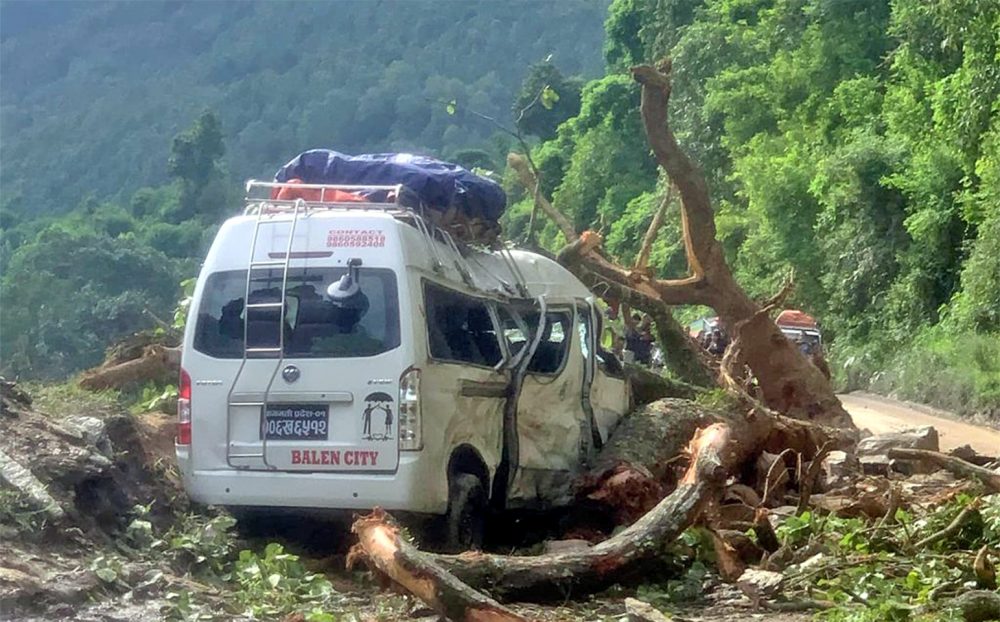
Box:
445, 99, 457, 116
540, 85, 559, 110
267, 573, 281, 588
95, 566, 118, 583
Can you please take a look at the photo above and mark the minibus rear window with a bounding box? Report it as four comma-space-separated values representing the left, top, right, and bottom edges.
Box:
192, 268, 400, 358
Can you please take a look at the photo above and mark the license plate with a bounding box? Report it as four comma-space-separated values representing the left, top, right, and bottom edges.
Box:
261, 404, 329, 440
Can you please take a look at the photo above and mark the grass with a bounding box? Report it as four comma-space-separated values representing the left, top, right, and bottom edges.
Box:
23, 381, 125, 420
871, 328, 1000, 423
833, 326, 1000, 423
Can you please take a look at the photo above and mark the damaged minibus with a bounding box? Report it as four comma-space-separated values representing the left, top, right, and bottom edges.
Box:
176, 152, 630, 549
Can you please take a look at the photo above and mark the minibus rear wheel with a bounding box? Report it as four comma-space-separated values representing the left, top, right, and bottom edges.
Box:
445, 472, 486, 552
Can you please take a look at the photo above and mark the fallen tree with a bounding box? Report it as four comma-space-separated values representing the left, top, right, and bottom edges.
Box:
350, 423, 733, 615
77, 330, 180, 393
512, 59, 855, 430
346, 56, 866, 617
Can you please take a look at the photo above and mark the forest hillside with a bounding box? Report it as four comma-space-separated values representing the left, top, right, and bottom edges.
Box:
1, 0, 998, 421
0, 0, 607, 212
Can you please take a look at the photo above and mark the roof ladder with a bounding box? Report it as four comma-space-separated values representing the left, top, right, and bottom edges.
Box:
225, 198, 305, 469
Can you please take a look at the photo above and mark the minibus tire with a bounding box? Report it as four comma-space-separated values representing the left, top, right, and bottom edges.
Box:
445, 473, 487, 552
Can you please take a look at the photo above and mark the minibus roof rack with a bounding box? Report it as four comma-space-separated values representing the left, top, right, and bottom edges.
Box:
243, 179, 413, 214
241, 179, 528, 298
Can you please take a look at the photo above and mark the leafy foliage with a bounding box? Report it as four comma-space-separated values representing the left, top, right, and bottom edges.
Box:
514, 0, 1000, 418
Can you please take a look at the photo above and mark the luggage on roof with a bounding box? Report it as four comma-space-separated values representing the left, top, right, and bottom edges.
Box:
273, 150, 506, 244
776, 309, 818, 329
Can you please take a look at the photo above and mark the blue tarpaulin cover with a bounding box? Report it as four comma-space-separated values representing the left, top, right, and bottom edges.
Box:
274, 150, 506, 221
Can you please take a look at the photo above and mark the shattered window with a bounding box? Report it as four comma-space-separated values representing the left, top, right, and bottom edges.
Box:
192, 268, 400, 358
424, 282, 502, 367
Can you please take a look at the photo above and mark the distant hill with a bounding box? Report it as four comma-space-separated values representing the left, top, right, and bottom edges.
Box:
0, 0, 609, 214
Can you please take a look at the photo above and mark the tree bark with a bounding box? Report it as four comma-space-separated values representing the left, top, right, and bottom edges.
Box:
348, 509, 527, 622
353, 423, 733, 602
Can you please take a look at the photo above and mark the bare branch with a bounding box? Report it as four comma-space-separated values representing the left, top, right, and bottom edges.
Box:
634, 187, 672, 271
631, 60, 723, 283
558, 232, 712, 306
762, 271, 796, 312
508, 152, 578, 242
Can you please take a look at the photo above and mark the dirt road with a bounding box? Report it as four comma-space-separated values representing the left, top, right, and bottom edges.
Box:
839, 392, 1000, 455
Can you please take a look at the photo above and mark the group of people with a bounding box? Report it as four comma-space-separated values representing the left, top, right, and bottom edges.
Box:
601, 306, 657, 366
698, 327, 730, 357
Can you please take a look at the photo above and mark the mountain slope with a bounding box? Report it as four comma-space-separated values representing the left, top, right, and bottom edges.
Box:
0, 0, 609, 213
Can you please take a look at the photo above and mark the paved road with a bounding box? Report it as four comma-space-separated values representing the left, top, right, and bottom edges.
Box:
839, 392, 1000, 456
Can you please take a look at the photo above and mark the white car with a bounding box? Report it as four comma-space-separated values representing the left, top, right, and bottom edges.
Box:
176, 181, 629, 549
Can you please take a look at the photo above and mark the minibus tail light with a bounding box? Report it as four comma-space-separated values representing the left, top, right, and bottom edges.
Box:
177, 368, 192, 445
398, 368, 422, 451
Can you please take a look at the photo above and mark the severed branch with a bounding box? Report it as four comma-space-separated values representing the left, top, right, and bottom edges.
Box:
913, 500, 981, 550
508, 152, 577, 243
353, 424, 733, 602
634, 188, 673, 272
558, 231, 713, 306
797, 441, 834, 515
348, 509, 527, 622
888, 448, 1000, 493
630, 60, 717, 283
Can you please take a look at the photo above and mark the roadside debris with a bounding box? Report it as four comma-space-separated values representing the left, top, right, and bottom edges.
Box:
0, 380, 185, 617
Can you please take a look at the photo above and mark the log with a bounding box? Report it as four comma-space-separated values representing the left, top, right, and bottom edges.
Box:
625, 364, 704, 406
78, 344, 180, 392
887, 448, 1000, 493
347, 509, 527, 622
578, 398, 725, 524
352, 423, 733, 603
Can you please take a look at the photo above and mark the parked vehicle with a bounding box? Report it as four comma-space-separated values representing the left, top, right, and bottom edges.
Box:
776, 309, 822, 353
176, 176, 629, 549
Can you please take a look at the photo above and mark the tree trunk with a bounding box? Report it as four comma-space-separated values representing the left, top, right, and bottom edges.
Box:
352, 423, 734, 603
347, 510, 527, 622
545, 61, 856, 430
78, 344, 180, 392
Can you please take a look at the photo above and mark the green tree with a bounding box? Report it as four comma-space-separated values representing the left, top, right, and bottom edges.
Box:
167, 111, 227, 223
512, 61, 584, 140
0, 226, 181, 379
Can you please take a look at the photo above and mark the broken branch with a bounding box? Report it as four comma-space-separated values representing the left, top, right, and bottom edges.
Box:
348, 509, 527, 622
887, 448, 1000, 493
353, 424, 732, 602
507, 152, 577, 243
634, 188, 672, 272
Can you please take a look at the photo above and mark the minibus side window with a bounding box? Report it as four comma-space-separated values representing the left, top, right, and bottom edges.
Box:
424, 282, 502, 367
527, 311, 572, 375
